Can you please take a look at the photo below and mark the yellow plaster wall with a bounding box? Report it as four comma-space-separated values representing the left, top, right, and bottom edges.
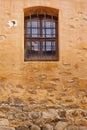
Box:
0, 0, 87, 91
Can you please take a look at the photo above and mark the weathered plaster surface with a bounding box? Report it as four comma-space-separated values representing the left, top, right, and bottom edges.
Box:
0, 0, 87, 128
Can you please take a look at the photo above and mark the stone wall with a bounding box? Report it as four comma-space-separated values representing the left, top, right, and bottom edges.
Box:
0, 0, 87, 129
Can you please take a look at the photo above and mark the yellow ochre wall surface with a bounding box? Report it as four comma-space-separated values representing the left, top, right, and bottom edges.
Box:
0, 0, 87, 106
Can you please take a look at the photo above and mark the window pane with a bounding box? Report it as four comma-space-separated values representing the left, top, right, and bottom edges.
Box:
42, 29, 55, 37
46, 29, 51, 35
43, 41, 56, 52
32, 41, 40, 51
25, 20, 31, 27
42, 41, 56, 60
42, 21, 51, 28
46, 21, 51, 28
25, 41, 40, 60
32, 28, 40, 37
42, 29, 51, 37
32, 21, 37, 27
32, 29, 38, 34
32, 21, 39, 28
25, 28, 40, 37
52, 22, 55, 28
25, 28, 31, 37
25, 28, 30, 35
42, 20, 55, 28
46, 29, 55, 35
46, 41, 51, 51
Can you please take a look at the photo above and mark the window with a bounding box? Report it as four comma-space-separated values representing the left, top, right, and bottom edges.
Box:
24, 10, 58, 61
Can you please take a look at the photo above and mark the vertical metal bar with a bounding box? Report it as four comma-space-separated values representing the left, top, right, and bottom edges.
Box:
37, 11, 38, 37
44, 13, 46, 59
30, 14, 32, 59
40, 16, 42, 60
51, 15, 54, 59
37, 12, 38, 54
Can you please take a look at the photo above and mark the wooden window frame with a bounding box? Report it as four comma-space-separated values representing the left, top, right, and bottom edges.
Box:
24, 14, 58, 61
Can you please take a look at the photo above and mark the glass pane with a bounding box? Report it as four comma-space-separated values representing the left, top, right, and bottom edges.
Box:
42, 29, 51, 37
43, 41, 56, 51
32, 41, 40, 51
32, 28, 40, 37
25, 28, 30, 35
51, 29, 55, 34
52, 41, 56, 51
52, 22, 55, 28
42, 41, 56, 60
25, 20, 40, 27
25, 41, 40, 60
42, 20, 55, 28
42, 21, 51, 28
42, 28, 55, 37
46, 21, 51, 28
32, 21, 39, 28
46, 29, 55, 35
46, 29, 51, 35
25, 41, 31, 48
42, 29, 45, 37
26, 20, 31, 27
26, 41, 40, 51
32, 29, 38, 34
25, 19, 40, 37
46, 41, 51, 51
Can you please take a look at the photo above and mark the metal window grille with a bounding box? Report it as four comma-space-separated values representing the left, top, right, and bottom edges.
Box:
24, 13, 58, 61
